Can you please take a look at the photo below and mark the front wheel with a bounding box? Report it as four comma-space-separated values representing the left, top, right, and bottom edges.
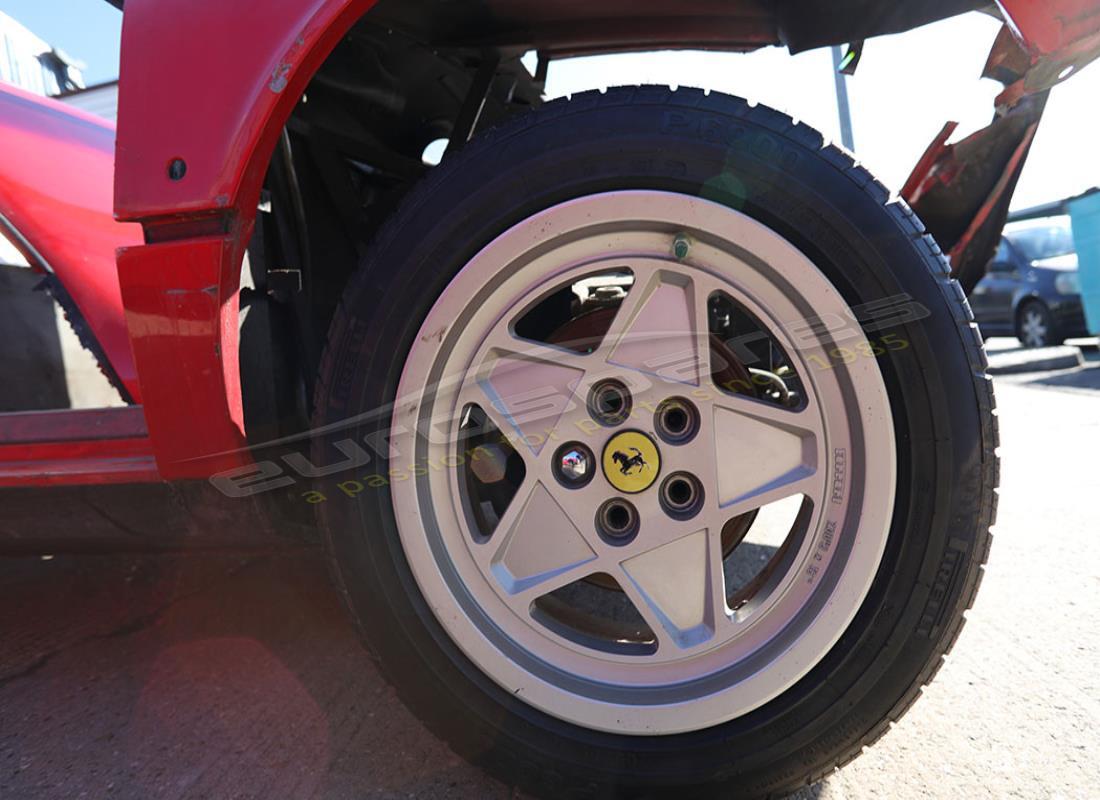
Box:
313, 88, 997, 798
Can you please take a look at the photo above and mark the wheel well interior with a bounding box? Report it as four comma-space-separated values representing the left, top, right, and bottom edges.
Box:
239, 4, 547, 443
236, 0, 989, 444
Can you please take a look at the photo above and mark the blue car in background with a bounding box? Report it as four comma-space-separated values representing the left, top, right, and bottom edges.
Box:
970, 216, 1088, 348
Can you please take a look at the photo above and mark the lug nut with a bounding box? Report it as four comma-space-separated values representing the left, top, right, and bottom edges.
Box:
659, 472, 704, 520
654, 397, 700, 444
596, 498, 640, 544
587, 379, 632, 427
553, 442, 595, 489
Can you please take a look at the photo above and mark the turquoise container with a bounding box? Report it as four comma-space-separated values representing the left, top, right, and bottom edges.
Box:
1069, 190, 1100, 335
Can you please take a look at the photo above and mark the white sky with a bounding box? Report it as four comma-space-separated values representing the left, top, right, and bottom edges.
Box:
543, 11, 1100, 211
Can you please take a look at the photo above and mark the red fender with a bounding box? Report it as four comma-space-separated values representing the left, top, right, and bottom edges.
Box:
0, 84, 144, 401
113, 0, 376, 477
115, 0, 377, 220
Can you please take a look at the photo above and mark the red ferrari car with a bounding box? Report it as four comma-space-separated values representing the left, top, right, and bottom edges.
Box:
3, 1, 1098, 797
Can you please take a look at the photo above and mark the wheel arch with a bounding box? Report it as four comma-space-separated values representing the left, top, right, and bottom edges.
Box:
114, 0, 376, 223
111, 0, 379, 477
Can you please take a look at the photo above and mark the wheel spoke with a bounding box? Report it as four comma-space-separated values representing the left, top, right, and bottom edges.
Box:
693, 275, 716, 381
711, 398, 820, 511
464, 340, 586, 457
483, 326, 594, 373
454, 382, 517, 445
487, 481, 599, 599
602, 266, 708, 386
618, 529, 720, 650
717, 469, 821, 521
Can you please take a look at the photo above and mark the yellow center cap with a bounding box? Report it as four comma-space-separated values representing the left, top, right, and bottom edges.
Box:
602, 430, 661, 494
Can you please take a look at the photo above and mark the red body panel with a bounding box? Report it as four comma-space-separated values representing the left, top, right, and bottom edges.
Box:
0, 84, 144, 401
116, 236, 251, 477
0, 407, 157, 487
113, 0, 374, 477
1000, 0, 1100, 56
991, 0, 1100, 106
114, 0, 374, 221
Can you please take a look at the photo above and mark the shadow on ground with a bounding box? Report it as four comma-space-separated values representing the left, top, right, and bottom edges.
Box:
0, 550, 835, 799
0, 552, 520, 799
1017, 363, 1100, 391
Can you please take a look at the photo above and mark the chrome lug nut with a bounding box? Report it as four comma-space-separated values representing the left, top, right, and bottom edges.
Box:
553, 442, 595, 489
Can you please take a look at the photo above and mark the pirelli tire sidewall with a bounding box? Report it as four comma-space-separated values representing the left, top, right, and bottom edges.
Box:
313, 88, 996, 799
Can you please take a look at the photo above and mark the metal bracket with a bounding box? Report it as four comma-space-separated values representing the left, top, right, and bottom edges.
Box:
446, 52, 502, 157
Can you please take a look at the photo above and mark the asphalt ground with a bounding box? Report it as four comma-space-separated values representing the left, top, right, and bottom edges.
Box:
2, 339, 1098, 799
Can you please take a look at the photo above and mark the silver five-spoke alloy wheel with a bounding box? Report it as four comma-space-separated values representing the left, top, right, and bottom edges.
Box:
390, 191, 896, 734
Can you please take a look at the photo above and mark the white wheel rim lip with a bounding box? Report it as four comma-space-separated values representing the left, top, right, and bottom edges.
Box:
390, 191, 896, 734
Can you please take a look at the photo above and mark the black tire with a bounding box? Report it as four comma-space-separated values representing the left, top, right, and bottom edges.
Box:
1015, 299, 1062, 348
312, 88, 998, 799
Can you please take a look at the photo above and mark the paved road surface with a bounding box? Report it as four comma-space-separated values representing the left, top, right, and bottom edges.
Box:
3, 355, 1098, 799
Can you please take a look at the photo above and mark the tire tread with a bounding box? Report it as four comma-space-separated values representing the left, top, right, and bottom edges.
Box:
314, 86, 999, 799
